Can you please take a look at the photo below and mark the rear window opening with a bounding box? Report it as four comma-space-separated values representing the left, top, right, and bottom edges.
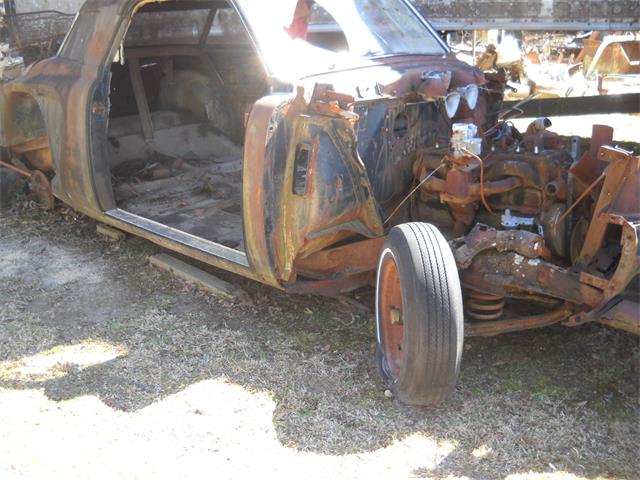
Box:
95, 0, 269, 251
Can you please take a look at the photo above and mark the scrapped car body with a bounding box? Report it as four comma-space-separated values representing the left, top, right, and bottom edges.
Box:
1, 0, 638, 405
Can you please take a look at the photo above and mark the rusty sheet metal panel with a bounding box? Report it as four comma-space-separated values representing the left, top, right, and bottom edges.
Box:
415, 0, 640, 31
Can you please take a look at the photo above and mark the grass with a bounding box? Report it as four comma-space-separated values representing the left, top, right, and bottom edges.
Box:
0, 205, 638, 479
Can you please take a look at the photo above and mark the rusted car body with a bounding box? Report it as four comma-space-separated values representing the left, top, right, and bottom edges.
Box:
1, 0, 638, 404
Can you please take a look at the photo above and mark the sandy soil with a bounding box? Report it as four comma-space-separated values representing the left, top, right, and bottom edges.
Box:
0, 205, 638, 480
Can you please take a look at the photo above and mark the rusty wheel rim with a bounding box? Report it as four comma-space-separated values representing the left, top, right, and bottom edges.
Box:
377, 251, 404, 380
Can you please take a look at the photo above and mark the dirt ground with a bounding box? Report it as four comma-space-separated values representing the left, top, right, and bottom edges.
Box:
0, 205, 638, 479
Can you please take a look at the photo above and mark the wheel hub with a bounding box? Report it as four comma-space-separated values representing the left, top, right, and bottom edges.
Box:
378, 254, 404, 379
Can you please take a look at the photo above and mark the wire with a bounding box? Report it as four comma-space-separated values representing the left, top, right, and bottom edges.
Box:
462, 148, 497, 216
553, 171, 606, 229
0, 159, 32, 178
383, 162, 445, 225
496, 93, 539, 121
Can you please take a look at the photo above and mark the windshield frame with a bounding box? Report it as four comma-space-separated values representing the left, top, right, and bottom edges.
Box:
230, 0, 451, 79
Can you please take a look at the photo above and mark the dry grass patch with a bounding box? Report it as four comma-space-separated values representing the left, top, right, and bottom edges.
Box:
0, 205, 638, 479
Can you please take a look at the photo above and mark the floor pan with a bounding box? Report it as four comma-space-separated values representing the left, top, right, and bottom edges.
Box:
113, 156, 245, 250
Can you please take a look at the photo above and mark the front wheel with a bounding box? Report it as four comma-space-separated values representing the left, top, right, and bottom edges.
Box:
375, 222, 464, 406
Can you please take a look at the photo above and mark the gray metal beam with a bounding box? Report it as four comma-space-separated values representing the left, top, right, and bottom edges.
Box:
502, 93, 640, 117
6, 0, 640, 30
417, 0, 640, 31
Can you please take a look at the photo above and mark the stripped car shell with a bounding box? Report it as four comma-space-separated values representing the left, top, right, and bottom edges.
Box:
1, 0, 638, 405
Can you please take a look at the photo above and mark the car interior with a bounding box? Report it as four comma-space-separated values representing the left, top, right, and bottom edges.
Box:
104, 1, 266, 250
104, 0, 345, 251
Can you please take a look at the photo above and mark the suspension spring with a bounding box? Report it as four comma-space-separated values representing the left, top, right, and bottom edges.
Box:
466, 291, 505, 321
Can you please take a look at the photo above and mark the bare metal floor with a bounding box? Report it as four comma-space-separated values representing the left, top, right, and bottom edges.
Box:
113, 156, 245, 250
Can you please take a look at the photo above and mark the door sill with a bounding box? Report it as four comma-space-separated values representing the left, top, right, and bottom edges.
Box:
105, 208, 249, 268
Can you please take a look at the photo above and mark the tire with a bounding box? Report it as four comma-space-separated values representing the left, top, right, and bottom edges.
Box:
375, 222, 464, 406
0, 168, 25, 209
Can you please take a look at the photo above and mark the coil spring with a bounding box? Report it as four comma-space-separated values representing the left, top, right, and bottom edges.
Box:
466, 292, 505, 321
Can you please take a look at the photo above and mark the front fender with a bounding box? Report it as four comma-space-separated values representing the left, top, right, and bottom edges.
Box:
243, 95, 384, 286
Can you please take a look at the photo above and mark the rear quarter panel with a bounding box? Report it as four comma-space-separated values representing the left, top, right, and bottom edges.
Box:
1, 1, 123, 215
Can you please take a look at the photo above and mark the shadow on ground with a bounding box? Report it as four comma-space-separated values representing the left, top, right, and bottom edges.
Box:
1, 208, 638, 478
